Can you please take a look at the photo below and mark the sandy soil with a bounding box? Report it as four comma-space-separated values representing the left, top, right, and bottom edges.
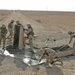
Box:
0, 55, 75, 75
0, 10, 75, 75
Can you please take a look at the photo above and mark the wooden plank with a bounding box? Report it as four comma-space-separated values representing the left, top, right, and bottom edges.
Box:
18, 25, 24, 50
56, 50, 74, 57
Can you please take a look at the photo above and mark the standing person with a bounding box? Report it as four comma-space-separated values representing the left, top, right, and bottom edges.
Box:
0, 27, 1, 47
0, 24, 7, 49
68, 31, 75, 55
73, 40, 75, 55
68, 31, 75, 44
16, 20, 22, 26
8, 20, 14, 41
25, 24, 34, 53
73, 40, 75, 49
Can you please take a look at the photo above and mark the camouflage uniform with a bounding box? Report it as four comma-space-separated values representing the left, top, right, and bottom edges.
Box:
8, 20, 14, 41
73, 40, 75, 48
0, 25, 7, 48
39, 48, 63, 67
0, 27, 1, 47
26, 24, 34, 52
68, 31, 75, 44
73, 40, 75, 55
16, 21, 22, 26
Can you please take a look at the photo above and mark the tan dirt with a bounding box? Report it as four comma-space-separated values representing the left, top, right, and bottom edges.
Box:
0, 10, 75, 75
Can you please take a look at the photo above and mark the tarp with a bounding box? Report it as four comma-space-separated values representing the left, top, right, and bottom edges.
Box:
0, 44, 72, 66
0, 48, 46, 66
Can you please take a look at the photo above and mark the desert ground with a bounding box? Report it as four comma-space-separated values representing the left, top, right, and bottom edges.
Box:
0, 10, 75, 75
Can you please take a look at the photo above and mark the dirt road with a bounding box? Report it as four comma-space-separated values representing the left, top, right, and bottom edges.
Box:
0, 10, 75, 75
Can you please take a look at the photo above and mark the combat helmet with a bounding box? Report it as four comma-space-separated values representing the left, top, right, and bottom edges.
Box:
2, 24, 6, 28
68, 31, 72, 35
27, 24, 31, 28
11, 20, 14, 23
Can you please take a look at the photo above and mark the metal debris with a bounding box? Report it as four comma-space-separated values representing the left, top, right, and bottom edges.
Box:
0, 48, 46, 66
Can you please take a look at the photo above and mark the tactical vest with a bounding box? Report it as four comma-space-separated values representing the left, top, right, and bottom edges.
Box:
27, 28, 34, 37
1, 27, 7, 35
8, 23, 13, 28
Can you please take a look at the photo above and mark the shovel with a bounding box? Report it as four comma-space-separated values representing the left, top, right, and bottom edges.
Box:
58, 44, 68, 51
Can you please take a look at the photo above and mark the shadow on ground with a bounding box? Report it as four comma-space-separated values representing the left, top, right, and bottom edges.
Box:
14, 58, 28, 71
45, 65, 63, 75
32, 65, 40, 73
0, 55, 6, 66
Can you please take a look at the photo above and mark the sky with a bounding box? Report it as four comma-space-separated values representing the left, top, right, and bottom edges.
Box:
0, 0, 75, 11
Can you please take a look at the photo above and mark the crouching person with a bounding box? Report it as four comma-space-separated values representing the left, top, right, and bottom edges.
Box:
39, 48, 63, 68
0, 24, 7, 49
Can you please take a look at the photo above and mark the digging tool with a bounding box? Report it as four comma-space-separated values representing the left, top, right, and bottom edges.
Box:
58, 44, 69, 51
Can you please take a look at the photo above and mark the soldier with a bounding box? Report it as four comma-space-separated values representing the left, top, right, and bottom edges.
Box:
73, 40, 75, 49
25, 24, 34, 53
39, 48, 63, 67
0, 27, 1, 47
16, 21, 24, 29
73, 40, 75, 55
16, 20, 22, 26
0, 24, 7, 49
68, 31, 75, 44
8, 20, 14, 41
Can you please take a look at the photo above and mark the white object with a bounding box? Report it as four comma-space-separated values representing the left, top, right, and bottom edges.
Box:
4, 50, 14, 57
